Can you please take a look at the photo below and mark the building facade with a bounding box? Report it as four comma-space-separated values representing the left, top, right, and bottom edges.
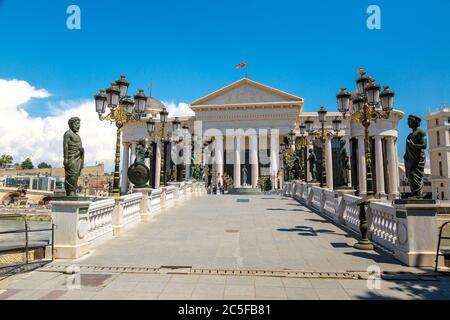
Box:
121, 78, 404, 199
426, 107, 450, 200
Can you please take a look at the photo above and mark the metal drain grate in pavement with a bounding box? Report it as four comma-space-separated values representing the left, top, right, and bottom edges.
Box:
190, 269, 357, 279
40, 265, 160, 274
38, 264, 441, 281
39, 264, 357, 279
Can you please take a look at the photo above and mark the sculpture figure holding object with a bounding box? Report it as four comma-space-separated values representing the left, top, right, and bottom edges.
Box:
404, 115, 427, 199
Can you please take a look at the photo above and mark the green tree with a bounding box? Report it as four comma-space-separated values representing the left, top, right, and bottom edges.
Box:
0, 154, 13, 168
13, 163, 22, 169
21, 158, 34, 169
37, 162, 52, 169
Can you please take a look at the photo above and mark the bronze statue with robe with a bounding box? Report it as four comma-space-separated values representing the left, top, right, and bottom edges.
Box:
242, 166, 248, 186
307, 148, 317, 182
404, 115, 427, 199
63, 117, 84, 196
338, 140, 349, 187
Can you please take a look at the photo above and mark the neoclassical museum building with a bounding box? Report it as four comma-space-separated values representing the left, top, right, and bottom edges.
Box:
120, 77, 404, 199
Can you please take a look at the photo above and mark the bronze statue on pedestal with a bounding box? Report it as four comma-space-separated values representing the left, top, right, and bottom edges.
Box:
404, 115, 427, 199
63, 117, 84, 196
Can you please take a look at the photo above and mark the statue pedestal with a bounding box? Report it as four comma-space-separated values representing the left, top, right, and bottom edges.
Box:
393, 199, 438, 266
334, 187, 357, 196
228, 186, 262, 195
51, 199, 92, 259
308, 182, 321, 186
133, 188, 153, 222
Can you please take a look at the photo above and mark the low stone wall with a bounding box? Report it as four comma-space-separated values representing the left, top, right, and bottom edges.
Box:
284, 181, 446, 267
51, 181, 206, 259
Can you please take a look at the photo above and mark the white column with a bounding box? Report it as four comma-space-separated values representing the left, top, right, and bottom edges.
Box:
393, 138, 400, 198
250, 135, 259, 188
357, 136, 367, 196
270, 132, 279, 189
306, 139, 313, 182
344, 137, 352, 187
325, 137, 333, 190
234, 136, 241, 188
386, 137, 400, 199
145, 141, 151, 172
375, 136, 387, 198
121, 142, 130, 194
130, 142, 137, 164
184, 142, 191, 180
216, 135, 224, 186
155, 141, 161, 188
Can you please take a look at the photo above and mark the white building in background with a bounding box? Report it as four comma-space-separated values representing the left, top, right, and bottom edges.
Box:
426, 107, 450, 200
121, 77, 404, 199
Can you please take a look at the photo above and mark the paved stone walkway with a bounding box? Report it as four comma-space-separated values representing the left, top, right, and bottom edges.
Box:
1, 194, 450, 300
59, 195, 425, 272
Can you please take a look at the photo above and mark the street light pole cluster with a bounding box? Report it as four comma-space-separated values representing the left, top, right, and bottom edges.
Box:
335, 69, 395, 250
145, 110, 185, 187
296, 123, 309, 182
303, 107, 342, 188
336, 70, 395, 199
94, 75, 148, 197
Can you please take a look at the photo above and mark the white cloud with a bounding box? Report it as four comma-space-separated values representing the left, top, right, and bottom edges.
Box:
0, 78, 116, 172
163, 101, 195, 118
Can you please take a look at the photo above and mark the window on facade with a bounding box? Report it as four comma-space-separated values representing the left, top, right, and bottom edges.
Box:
439, 161, 443, 176
448, 117, 450, 123
436, 119, 439, 126
442, 192, 445, 200
437, 131, 441, 146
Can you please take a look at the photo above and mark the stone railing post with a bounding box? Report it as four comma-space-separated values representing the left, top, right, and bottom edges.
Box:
306, 185, 314, 206
336, 193, 347, 224
112, 198, 124, 236
133, 188, 152, 222
51, 200, 92, 259
392, 201, 439, 267
318, 188, 326, 212
160, 188, 166, 208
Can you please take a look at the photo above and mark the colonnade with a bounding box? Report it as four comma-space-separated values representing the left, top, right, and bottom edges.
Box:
120, 133, 401, 199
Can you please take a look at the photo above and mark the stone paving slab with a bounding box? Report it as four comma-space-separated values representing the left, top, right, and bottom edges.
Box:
1, 270, 450, 300
1, 194, 449, 300
54, 195, 423, 273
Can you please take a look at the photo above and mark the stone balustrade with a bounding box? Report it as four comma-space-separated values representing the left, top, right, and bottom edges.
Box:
283, 181, 443, 267
51, 181, 207, 259
341, 194, 362, 233
87, 198, 115, 241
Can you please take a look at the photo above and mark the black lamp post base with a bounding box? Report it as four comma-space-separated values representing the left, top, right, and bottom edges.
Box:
353, 239, 374, 250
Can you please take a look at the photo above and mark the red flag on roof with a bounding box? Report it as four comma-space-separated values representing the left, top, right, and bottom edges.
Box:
236, 61, 247, 69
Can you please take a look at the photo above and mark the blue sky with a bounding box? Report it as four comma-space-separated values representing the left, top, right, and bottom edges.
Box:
0, 0, 449, 164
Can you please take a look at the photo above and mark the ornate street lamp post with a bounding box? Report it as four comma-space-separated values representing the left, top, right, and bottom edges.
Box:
202, 139, 213, 185
146, 108, 170, 187
171, 118, 183, 182
287, 130, 302, 181
279, 142, 287, 182
336, 69, 395, 250
297, 123, 308, 182
304, 107, 341, 188
94, 75, 148, 197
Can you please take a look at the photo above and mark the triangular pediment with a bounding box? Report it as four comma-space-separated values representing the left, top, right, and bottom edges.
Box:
190, 78, 303, 106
